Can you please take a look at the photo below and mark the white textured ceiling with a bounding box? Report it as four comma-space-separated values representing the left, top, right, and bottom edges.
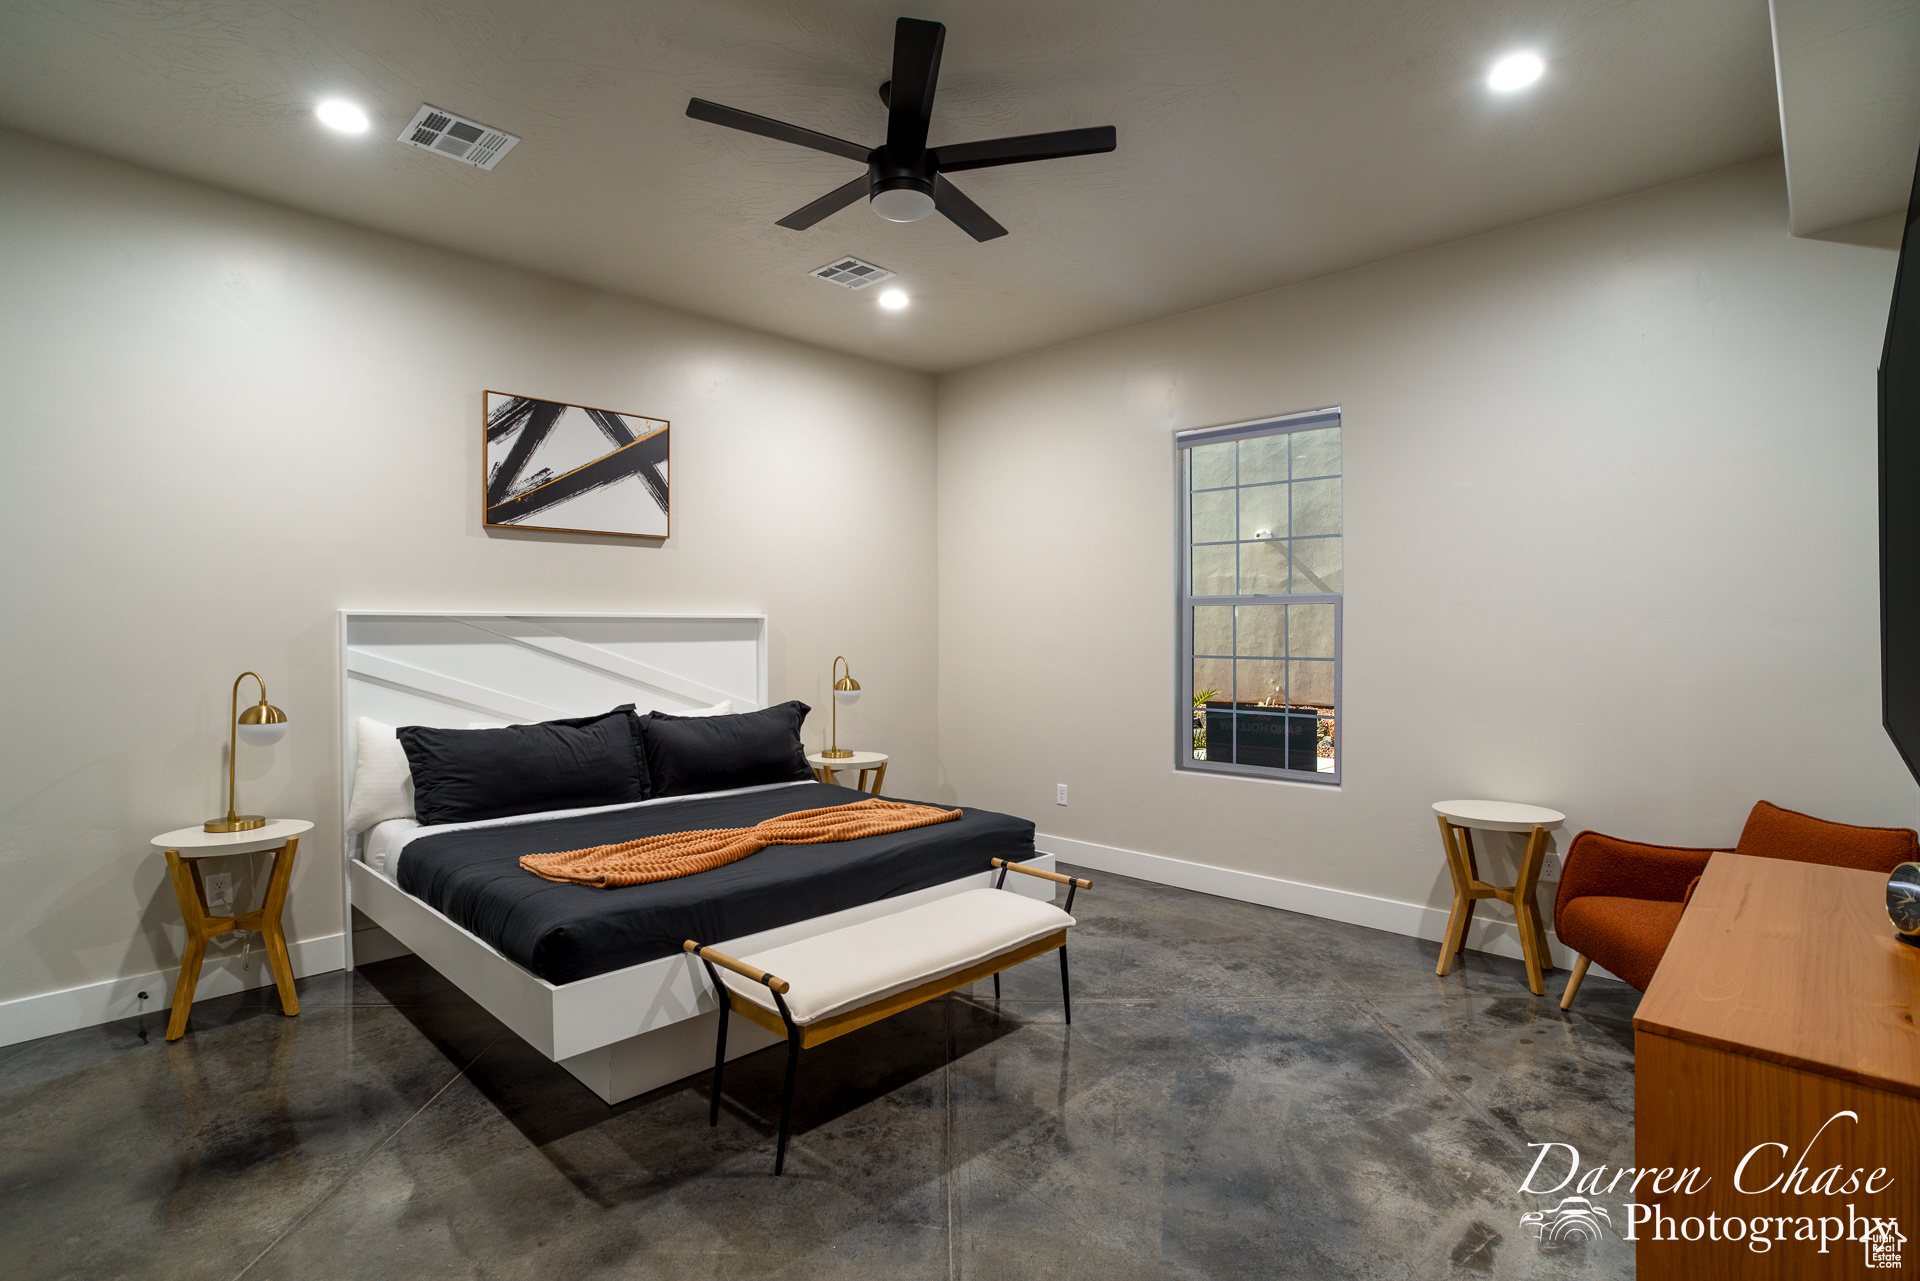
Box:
0, 0, 1781, 372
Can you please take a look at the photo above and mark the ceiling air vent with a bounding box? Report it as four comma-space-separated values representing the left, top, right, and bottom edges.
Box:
397, 105, 519, 170
809, 257, 895, 290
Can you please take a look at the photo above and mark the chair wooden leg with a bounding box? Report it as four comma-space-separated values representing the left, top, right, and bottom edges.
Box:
1560, 955, 1592, 1010
774, 1037, 801, 1175
709, 1002, 730, 1126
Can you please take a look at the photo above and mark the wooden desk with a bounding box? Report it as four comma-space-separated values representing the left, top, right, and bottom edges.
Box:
1634, 853, 1919, 1278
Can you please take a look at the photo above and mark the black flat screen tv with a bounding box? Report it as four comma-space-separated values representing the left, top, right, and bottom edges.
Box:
1882, 144, 1920, 784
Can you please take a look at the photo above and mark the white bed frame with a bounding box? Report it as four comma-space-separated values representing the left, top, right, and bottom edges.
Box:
338, 611, 1055, 1103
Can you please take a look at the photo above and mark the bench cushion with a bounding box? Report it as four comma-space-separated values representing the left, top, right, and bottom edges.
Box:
719, 888, 1075, 1025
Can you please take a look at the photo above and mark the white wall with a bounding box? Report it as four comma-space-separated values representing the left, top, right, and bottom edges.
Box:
6, 130, 1911, 1041
935, 157, 1915, 942
0, 129, 936, 1032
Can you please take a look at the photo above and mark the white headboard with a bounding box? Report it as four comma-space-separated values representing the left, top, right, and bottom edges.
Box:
336, 611, 767, 909
340, 611, 765, 736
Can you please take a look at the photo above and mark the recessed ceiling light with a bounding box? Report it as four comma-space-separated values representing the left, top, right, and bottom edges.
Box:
316, 100, 370, 133
1487, 52, 1545, 92
878, 288, 909, 311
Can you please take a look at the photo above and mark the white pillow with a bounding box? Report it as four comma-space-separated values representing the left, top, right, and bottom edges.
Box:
346, 718, 415, 836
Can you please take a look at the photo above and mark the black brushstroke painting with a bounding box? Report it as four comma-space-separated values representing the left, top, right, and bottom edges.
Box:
483, 392, 670, 537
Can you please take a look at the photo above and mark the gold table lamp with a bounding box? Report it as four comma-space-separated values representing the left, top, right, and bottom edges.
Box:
205, 671, 289, 832
821, 655, 861, 758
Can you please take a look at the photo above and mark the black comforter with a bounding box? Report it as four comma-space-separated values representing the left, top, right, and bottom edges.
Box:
394, 782, 1036, 984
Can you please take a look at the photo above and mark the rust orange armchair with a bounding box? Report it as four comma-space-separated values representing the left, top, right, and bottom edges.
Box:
1554, 800, 1917, 1009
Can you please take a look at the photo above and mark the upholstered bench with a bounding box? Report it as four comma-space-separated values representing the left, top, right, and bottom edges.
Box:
684, 858, 1092, 1174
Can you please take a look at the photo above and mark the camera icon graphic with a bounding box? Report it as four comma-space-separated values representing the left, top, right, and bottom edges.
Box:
1520, 1196, 1612, 1245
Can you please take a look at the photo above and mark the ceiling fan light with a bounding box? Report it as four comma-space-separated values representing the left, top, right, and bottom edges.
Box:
871, 187, 936, 223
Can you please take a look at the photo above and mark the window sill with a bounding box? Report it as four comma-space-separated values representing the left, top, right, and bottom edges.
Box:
1178, 758, 1341, 787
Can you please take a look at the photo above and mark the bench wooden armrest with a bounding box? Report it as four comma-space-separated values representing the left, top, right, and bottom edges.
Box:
683, 939, 790, 994
990, 858, 1091, 889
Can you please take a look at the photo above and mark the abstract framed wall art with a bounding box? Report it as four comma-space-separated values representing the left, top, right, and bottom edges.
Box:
483, 391, 670, 538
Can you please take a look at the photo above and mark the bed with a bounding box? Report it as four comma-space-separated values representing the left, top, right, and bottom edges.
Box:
339, 612, 1055, 1103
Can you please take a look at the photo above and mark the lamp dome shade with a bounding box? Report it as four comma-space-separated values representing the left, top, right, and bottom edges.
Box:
833, 672, 862, 704
237, 701, 289, 746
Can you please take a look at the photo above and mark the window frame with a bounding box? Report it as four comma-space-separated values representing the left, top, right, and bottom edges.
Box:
1175, 408, 1343, 786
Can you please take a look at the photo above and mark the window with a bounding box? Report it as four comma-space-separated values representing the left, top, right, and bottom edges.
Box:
1177, 409, 1342, 782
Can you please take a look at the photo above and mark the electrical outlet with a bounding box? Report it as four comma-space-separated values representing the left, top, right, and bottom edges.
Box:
1539, 854, 1564, 881
204, 872, 234, 914
1055, 783, 1069, 806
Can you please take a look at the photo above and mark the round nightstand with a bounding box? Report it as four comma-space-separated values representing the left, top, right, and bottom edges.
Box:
1431, 800, 1565, 996
807, 750, 889, 796
151, 818, 312, 1041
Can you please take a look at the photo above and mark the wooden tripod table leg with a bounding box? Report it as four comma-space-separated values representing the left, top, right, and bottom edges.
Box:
1432, 802, 1566, 994
1435, 815, 1478, 977
165, 850, 212, 1042
234, 838, 301, 1017
1512, 824, 1555, 996
260, 838, 300, 1016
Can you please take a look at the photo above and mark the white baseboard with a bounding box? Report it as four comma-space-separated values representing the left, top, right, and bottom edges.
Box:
0, 933, 346, 1049
1037, 834, 1622, 987
0, 837, 1619, 1052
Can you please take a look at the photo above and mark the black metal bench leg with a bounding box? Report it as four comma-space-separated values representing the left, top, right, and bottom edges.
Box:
709, 1001, 730, 1126
1059, 944, 1072, 1025
774, 1036, 801, 1175
992, 971, 1000, 1001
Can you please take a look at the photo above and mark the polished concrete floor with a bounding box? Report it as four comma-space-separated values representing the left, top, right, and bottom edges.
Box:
1, 867, 1638, 1279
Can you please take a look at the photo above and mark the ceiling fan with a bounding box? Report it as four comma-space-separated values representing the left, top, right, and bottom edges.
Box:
686, 17, 1116, 242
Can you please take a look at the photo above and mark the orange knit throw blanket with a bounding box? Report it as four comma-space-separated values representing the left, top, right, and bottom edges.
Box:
518, 798, 964, 888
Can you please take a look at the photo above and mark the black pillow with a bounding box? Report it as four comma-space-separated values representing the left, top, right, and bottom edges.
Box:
640, 701, 814, 798
398, 705, 649, 826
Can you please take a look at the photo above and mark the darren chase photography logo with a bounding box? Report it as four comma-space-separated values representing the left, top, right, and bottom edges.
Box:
1519, 1196, 1611, 1245
1515, 1110, 1902, 1267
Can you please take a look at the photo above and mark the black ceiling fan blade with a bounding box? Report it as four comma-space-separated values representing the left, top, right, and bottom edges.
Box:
775, 174, 872, 230
686, 98, 871, 164
933, 175, 1007, 242
885, 17, 946, 155
933, 126, 1118, 173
